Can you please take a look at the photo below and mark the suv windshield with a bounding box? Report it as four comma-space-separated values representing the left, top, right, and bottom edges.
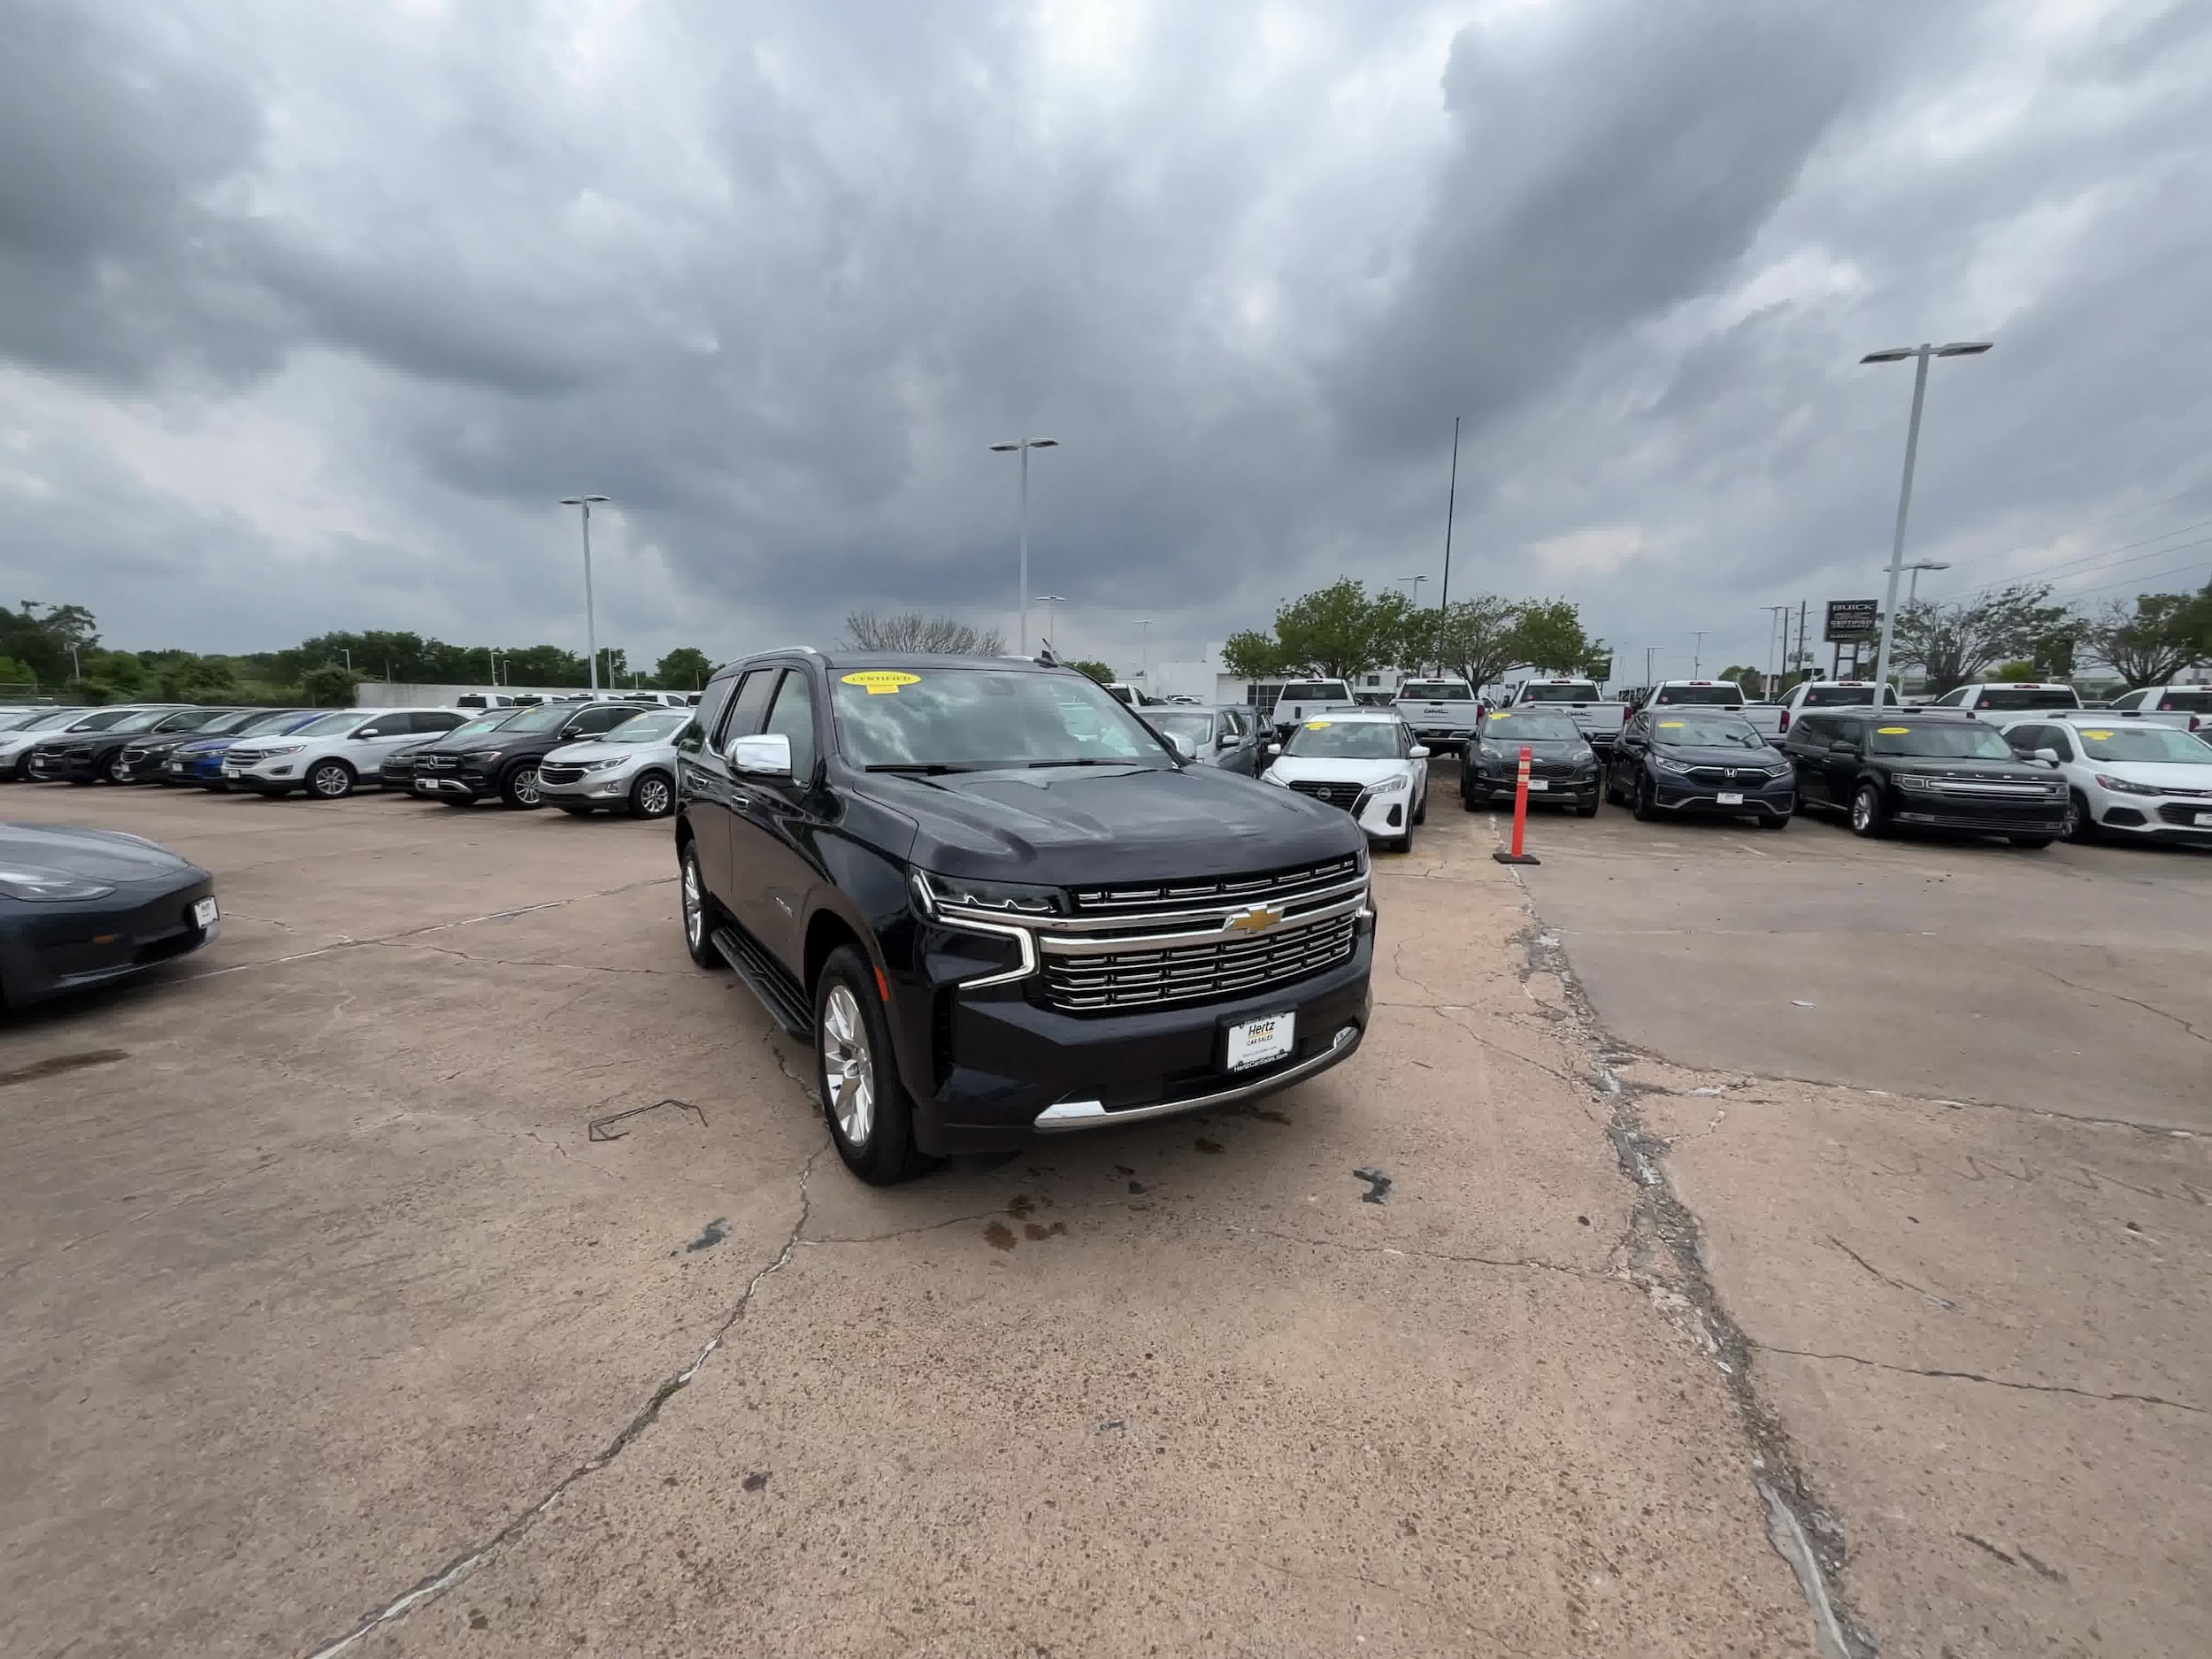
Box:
1651, 685, 1744, 706
2074, 726, 2212, 764
499, 704, 585, 733
1651, 714, 1767, 749
1868, 722, 2016, 759
603, 710, 690, 743
1483, 711, 1580, 741
104, 709, 184, 733
1398, 681, 1474, 702
237, 710, 310, 734
1518, 683, 1599, 703
1283, 719, 1403, 759
832, 668, 1168, 770
447, 711, 523, 740
1972, 687, 2078, 710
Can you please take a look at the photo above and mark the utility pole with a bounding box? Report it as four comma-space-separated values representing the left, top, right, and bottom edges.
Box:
988, 438, 1061, 655
1797, 600, 1809, 683
1439, 416, 1460, 613
559, 495, 611, 693
1763, 605, 1791, 695
1692, 631, 1707, 677
1644, 645, 1655, 685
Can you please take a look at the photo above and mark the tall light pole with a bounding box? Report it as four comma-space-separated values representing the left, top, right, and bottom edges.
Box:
1862, 342, 1991, 697
1439, 416, 1460, 612
988, 438, 1060, 655
1902, 558, 1950, 604
1035, 595, 1067, 654
1763, 605, 1792, 695
1135, 618, 1153, 685
1397, 575, 1428, 604
1692, 631, 1708, 677
559, 495, 611, 693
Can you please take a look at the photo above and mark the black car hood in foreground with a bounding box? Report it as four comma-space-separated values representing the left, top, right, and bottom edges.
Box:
0, 823, 199, 882
865, 764, 1364, 881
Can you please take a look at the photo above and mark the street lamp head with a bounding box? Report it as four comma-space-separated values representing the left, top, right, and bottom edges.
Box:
559, 495, 610, 504
1908, 560, 1952, 572
1935, 342, 1993, 357
988, 442, 1021, 452
1031, 438, 1060, 449
1859, 348, 1917, 363
989, 439, 1060, 452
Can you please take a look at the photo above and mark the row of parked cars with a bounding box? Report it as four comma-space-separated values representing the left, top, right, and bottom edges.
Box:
0, 696, 692, 817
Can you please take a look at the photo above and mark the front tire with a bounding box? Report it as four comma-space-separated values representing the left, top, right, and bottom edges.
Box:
2062, 790, 2097, 843
308, 760, 356, 800
815, 945, 925, 1186
500, 764, 543, 810
680, 841, 726, 970
1849, 782, 1886, 838
1631, 772, 1658, 822
629, 769, 674, 819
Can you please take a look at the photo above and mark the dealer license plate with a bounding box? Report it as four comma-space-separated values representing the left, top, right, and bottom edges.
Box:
1526, 779, 1548, 792
2197, 811, 2212, 827
1717, 791, 1744, 805
1227, 1012, 1295, 1071
193, 897, 219, 929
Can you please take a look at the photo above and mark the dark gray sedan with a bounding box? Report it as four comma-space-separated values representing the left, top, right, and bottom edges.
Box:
1141, 705, 1267, 775
0, 824, 218, 1008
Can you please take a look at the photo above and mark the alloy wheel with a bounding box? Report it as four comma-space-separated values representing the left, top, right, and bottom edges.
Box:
636, 775, 672, 817
682, 857, 703, 949
1851, 788, 1874, 834
311, 764, 350, 798
2062, 794, 2087, 841
820, 986, 875, 1148
511, 767, 541, 806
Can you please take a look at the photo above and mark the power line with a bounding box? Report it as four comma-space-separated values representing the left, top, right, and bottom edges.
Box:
1918, 480, 2212, 578
1922, 520, 2212, 603
2044, 554, 2212, 605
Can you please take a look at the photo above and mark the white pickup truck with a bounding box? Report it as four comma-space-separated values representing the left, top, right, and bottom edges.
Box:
1917, 681, 2083, 717
1771, 680, 1902, 744
1264, 678, 1356, 736
1632, 679, 1791, 745
2103, 683, 2211, 735
1392, 678, 1485, 754
1509, 678, 1632, 756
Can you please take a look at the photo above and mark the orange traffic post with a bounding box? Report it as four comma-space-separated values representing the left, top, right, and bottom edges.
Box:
1492, 743, 1541, 865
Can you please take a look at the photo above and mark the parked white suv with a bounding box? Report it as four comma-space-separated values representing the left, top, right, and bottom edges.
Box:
1263, 709, 1430, 852
224, 707, 469, 798
2000, 718, 2212, 845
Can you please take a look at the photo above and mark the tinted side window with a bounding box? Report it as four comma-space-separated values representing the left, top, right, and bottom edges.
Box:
684, 676, 740, 755
418, 711, 464, 733
717, 671, 778, 749
1794, 715, 1832, 747
762, 670, 818, 778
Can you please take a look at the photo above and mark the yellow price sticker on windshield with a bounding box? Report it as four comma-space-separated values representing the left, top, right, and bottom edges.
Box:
1488, 710, 1509, 719
1877, 726, 1909, 734
1658, 720, 1686, 728
1306, 719, 1333, 729
2082, 729, 2113, 740
841, 671, 919, 695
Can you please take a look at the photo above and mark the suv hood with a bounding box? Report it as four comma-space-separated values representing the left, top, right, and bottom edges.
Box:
546, 737, 672, 764
873, 764, 1363, 881
1267, 757, 1413, 786
1649, 742, 1786, 767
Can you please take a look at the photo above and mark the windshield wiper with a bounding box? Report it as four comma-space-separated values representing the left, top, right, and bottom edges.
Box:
864, 762, 987, 775
1025, 758, 1142, 768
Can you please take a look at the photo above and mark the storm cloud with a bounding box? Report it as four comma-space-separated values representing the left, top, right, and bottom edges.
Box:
3, 0, 2208, 679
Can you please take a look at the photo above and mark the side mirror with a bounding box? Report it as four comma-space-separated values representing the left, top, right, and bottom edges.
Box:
1829, 741, 1856, 755
1409, 745, 1431, 760
355, 727, 383, 740
730, 733, 793, 778
2034, 748, 2061, 764
1264, 742, 1282, 758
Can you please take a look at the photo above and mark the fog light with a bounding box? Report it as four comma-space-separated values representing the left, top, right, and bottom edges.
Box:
1387, 804, 1403, 827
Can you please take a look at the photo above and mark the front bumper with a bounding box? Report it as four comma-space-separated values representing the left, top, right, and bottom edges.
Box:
0, 872, 218, 1006
901, 922, 1376, 1157
1463, 770, 1600, 807
1352, 787, 1416, 840
411, 761, 496, 801
537, 764, 635, 804
1647, 772, 1795, 818
26, 751, 103, 782
2090, 795, 2212, 841
1409, 726, 1475, 750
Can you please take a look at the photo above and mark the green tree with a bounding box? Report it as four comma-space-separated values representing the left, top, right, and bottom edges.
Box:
1718, 664, 1767, 698
1993, 659, 2039, 682
0, 601, 98, 686
1273, 580, 1411, 680
655, 647, 713, 689
1892, 583, 2078, 695
1220, 631, 1291, 680
1068, 659, 1115, 684
1507, 600, 1594, 675
301, 664, 360, 707
1411, 595, 1525, 694
2079, 590, 2207, 687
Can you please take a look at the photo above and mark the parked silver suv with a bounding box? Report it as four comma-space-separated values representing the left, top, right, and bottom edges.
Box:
536, 707, 690, 818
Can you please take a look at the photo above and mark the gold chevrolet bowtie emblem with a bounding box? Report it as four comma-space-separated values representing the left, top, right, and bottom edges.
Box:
1227, 904, 1285, 934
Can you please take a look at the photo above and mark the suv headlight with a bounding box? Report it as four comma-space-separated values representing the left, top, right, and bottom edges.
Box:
1896, 774, 1935, 793
1262, 768, 1289, 786
1652, 756, 1692, 775
2094, 773, 2166, 796
255, 744, 303, 758
910, 872, 1066, 918
464, 750, 504, 765
1367, 773, 1409, 795
0, 864, 117, 902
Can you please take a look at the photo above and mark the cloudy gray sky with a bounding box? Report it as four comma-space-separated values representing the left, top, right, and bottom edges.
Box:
4, 0, 2209, 682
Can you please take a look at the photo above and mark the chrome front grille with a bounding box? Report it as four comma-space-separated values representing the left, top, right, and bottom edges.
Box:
1069, 856, 1359, 917
1685, 764, 1779, 785
1042, 911, 1359, 1012
536, 764, 588, 786
1286, 780, 1363, 811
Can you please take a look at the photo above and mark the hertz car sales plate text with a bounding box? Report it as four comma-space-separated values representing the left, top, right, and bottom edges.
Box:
1227, 1012, 1294, 1071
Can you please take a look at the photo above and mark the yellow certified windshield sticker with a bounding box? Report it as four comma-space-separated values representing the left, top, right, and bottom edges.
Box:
1306, 719, 1333, 729
1488, 710, 1509, 720
2082, 729, 2113, 740
1877, 726, 1910, 734
1658, 720, 1686, 728
841, 671, 919, 695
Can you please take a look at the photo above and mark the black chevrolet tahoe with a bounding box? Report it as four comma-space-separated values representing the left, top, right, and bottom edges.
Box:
1783, 708, 2067, 845
411, 699, 649, 808
676, 651, 1375, 1183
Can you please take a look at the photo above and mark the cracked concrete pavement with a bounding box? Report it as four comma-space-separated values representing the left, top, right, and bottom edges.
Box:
1513, 806, 2211, 1659
4, 773, 2204, 1655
